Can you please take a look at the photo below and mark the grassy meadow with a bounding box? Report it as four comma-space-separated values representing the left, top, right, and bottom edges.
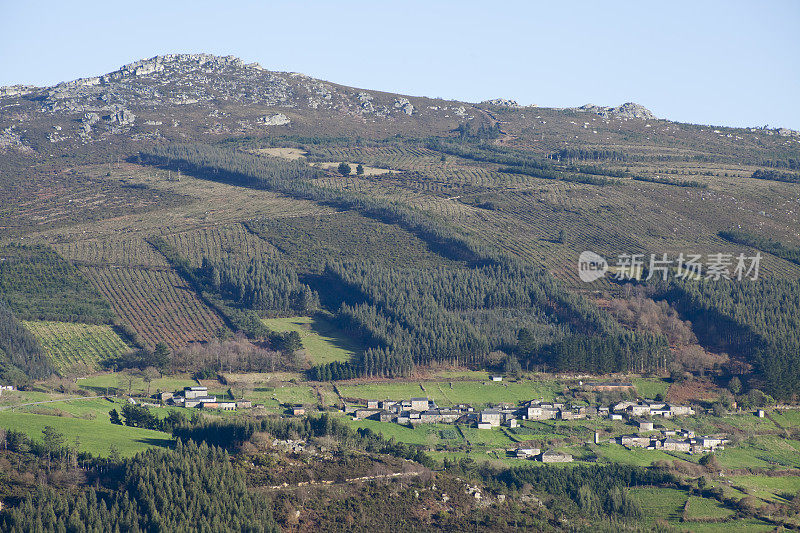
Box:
262, 315, 362, 365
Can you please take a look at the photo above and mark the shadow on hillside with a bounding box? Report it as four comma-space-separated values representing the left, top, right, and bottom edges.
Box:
135, 437, 175, 449
308, 315, 364, 358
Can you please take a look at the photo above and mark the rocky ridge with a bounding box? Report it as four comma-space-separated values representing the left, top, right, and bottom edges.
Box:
0, 53, 476, 152
575, 102, 656, 120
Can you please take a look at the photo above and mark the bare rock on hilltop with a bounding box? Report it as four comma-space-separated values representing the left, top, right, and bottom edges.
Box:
577, 102, 656, 120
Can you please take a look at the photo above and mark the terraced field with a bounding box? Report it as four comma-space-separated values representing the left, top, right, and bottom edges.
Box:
22, 320, 132, 373
81, 265, 226, 349
54, 236, 169, 267
304, 145, 800, 289
163, 223, 279, 268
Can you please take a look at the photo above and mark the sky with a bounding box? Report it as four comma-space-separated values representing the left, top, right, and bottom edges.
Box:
1, 1, 798, 129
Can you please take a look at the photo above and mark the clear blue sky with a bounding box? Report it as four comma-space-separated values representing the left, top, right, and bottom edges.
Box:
1, 1, 798, 129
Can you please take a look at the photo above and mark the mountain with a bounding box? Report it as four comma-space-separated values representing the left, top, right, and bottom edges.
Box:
0, 53, 799, 396
0, 53, 482, 157
2, 53, 798, 166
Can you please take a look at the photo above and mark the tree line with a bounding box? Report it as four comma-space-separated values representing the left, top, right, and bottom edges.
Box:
0, 243, 113, 324
750, 169, 800, 184
0, 300, 53, 384
200, 255, 319, 316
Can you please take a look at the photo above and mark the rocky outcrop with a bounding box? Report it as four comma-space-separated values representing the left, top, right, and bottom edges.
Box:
481, 98, 521, 108
261, 113, 290, 126
0, 85, 37, 98
0, 53, 481, 147
777, 127, 800, 138
0, 126, 33, 152
394, 97, 414, 115
576, 102, 656, 120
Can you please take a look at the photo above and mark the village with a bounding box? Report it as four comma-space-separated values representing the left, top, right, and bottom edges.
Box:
145, 381, 738, 464
347, 395, 730, 462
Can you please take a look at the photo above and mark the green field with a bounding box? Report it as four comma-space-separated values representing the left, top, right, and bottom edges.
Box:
245, 383, 319, 409
685, 519, 775, 533
728, 474, 800, 503
629, 487, 687, 525
23, 320, 133, 373
715, 436, 800, 469
596, 444, 691, 467
684, 496, 735, 520
631, 377, 669, 399
262, 315, 362, 365
348, 419, 459, 446
769, 409, 800, 428
338, 379, 559, 407
0, 410, 173, 457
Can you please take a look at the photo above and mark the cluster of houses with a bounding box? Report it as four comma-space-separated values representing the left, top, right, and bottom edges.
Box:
157, 386, 252, 410
351, 397, 697, 430
349, 395, 726, 459
612, 429, 728, 453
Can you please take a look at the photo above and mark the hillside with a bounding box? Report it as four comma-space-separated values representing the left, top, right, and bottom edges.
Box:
1, 53, 799, 397
1, 52, 800, 533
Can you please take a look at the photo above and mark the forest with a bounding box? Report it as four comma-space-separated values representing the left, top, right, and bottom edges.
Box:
662, 278, 800, 400
1, 440, 280, 533
137, 143, 671, 379
718, 230, 800, 266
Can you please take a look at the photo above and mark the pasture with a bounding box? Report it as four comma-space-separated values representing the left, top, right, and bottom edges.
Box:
337, 379, 559, 407
262, 315, 362, 365
0, 410, 173, 457
727, 474, 800, 503
684, 496, 735, 520
629, 487, 686, 526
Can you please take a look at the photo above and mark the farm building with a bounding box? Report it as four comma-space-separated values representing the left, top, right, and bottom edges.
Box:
636, 419, 654, 432
184, 386, 209, 399
661, 438, 691, 452
185, 396, 216, 408
355, 409, 380, 420
541, 450, 573, 463
292, 406, 306, 416
515, 447, 540, 458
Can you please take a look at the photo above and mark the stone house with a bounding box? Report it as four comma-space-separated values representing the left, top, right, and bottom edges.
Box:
541, 450, 573, 463
410, 397, 430, 411
479, 408, 502, 427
